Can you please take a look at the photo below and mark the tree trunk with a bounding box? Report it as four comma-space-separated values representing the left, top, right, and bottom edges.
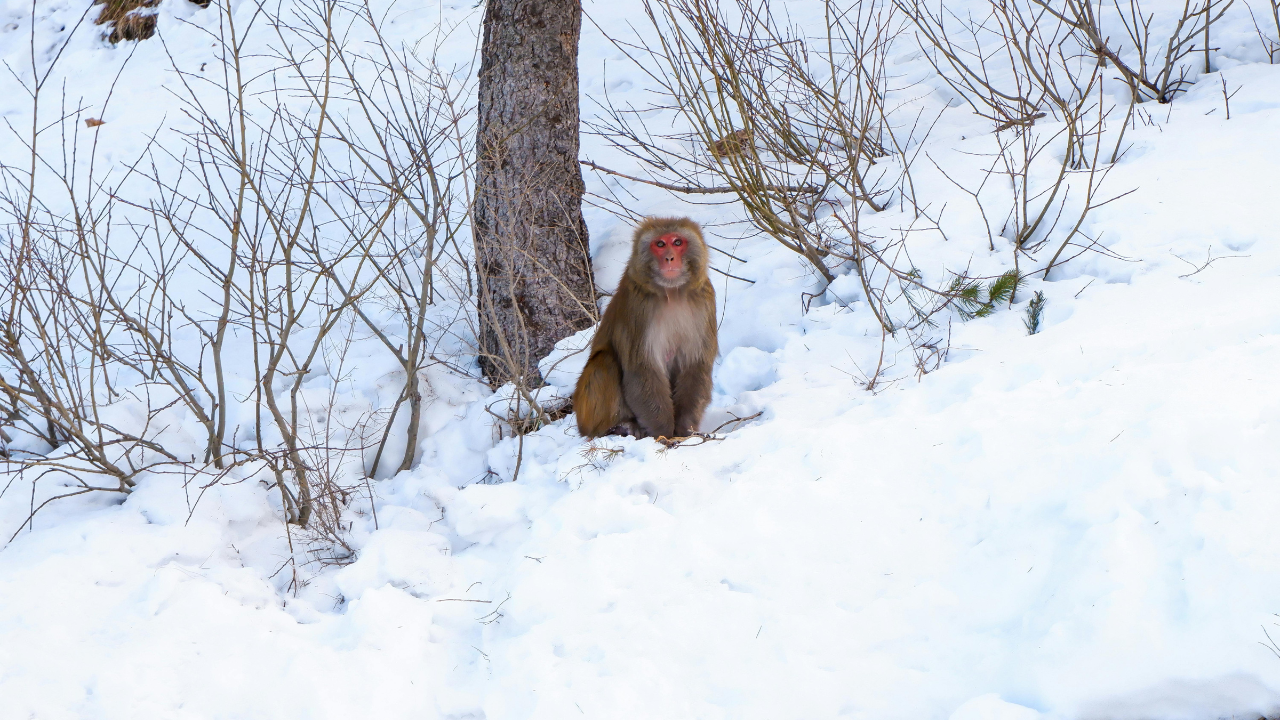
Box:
473, 0, 596, 387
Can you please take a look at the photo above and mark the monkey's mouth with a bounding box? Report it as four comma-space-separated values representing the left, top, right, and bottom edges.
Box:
657, 262, 684, 282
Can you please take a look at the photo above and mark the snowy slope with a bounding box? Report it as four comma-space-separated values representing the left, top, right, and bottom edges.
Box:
2, 0, 1280, 718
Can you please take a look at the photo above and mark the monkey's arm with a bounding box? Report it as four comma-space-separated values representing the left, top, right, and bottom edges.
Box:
622, 359, 674, 438
671, 289, 717, 436
671, 355, 713, 436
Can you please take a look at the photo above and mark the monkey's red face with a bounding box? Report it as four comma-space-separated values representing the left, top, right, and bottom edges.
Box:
649, 233, 688, 281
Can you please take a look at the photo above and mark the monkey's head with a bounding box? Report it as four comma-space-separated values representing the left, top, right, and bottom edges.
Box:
628, 217, 707, 291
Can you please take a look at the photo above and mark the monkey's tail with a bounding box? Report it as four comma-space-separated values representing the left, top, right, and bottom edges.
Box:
574, 348, 622, 438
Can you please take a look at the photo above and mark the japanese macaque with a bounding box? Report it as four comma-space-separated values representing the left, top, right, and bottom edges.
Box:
574, 217, 717, 439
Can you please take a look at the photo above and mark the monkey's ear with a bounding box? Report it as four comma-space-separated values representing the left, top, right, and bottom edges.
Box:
631, 218, 656, 247
678, 219, 705, 246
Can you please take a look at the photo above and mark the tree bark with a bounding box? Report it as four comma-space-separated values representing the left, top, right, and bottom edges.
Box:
473, 0, 596, 386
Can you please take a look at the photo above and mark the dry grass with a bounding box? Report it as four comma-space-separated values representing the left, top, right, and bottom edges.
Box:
708, 129, 755, 159
94, 0, 160, 43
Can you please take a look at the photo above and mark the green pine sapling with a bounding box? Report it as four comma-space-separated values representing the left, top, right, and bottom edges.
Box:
1024, 291, 1047, 335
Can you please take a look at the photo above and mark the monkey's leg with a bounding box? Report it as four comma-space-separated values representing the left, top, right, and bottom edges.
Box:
622, 364, 675, 438
671, 357, 713, 436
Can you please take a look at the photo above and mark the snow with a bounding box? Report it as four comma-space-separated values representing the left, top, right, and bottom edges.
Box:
2, 0, 1280, 718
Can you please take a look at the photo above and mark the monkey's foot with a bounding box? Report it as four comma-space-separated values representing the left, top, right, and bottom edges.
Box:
606, 422, 639, 438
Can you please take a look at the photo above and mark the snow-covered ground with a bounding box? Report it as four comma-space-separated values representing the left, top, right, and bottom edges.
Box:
2, 0, 1280, 718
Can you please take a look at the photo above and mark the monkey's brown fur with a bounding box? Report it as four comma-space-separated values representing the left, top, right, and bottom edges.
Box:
574, 217, 717, 439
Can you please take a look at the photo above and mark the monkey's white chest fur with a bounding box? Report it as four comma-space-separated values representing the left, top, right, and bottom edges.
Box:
646, 297, 704, 369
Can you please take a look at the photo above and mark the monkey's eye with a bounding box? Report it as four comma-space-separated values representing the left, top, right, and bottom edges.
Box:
655, 240, 666, 248
673, 238, 684, 246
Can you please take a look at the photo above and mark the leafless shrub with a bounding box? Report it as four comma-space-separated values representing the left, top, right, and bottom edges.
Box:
1034, 0, 1234, 103
129, 0, 372, 529
140, 0, 484, 533
1245, 0, 1280, 61
268, 0, 478, 478
290, 322, 385, 563
597, 0, 900, 283
844, 325, 897, 392
592, 0, 1131, 348
906, 322, 951, 380
591, 0, 1001, 334
0, 5, 192, 505
0, 0, 479, 554
901, 0, 1131, 279
0, 229, 184, 494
